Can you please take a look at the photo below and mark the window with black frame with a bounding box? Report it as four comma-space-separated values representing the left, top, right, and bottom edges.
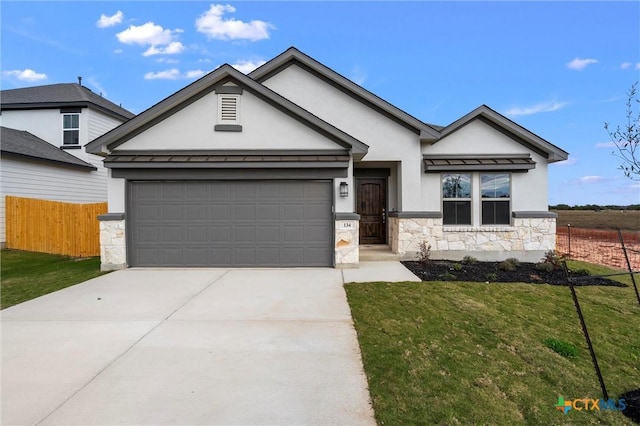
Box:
442, 173, 471, 225
62, 114, 79, 145
481, 173, 511, 225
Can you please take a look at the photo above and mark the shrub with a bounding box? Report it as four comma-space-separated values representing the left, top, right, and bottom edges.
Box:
452, 263, 463, 271
539, 250, 566, 271
486, 272, 498, 281
462, 255, 478, 265
418, 241, 432, 263
499, 258, 520, 272
543, 338, 578, 358
439, 272, 457, 280
535, 262, 555, 272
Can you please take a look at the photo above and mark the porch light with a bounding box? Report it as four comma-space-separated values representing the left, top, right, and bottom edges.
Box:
339, 181, 349, 197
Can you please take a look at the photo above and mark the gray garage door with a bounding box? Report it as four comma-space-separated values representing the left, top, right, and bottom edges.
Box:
128, 180, 333, 267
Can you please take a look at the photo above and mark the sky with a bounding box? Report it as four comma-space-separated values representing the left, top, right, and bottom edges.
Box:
2, 1, 639, 206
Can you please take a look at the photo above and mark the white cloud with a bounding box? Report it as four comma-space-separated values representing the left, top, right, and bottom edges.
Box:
566, 57, 598, 71
637, 63, 640, 70
595, 141, 616, 148
117, 22, 180, 46
551, 157, 577, 167
185, 69, 207, 79
621, 62, 632, 69
114, 48, 123, 54
195, 4, 273, 41
144, 69, 181, 80
578, 175, 605, 183
143, 42, 185, 57
2, 68, 48, 82
157, 57, 179, 64
504, 100, 569, 116
96, 10, 123, 28
231, 59, 266, 74
144, 68, 208, 80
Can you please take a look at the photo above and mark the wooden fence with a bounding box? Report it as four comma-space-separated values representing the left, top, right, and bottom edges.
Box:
5, 196, 107, 257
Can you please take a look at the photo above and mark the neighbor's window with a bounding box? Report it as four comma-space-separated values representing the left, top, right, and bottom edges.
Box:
62, 114, 80, 145
481, 173, 511, 225
442, 173, 471, 225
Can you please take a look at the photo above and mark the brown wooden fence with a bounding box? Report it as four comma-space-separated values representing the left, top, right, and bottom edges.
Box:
5, 196, 107, 257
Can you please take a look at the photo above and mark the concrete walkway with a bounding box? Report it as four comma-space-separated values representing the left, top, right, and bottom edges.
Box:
2, 263, 417, 425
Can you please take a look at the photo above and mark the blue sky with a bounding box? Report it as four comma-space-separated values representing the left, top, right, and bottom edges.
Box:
2, 1, 639, 206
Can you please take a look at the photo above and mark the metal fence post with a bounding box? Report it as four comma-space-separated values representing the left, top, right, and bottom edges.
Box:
567, 224, 571, 258
617, 229, 640, 306
563, 261, 608, 400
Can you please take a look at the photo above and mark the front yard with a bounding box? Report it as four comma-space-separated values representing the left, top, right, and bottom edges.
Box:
346, 260, 639, 425
1, 250, 106, 309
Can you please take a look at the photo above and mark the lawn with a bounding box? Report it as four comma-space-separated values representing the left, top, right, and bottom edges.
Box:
345, 260, 639, 425
1, 250, 107, 309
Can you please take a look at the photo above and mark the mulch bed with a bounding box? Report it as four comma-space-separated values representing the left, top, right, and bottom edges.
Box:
402, 260, 627, 287
620, 388, 640, 424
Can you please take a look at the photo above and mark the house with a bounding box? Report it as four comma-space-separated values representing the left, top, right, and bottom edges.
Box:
86, 47, 568, 270
0, 83, 134, 246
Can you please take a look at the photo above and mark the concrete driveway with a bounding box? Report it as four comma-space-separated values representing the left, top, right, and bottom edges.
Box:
1, 265, 415, 425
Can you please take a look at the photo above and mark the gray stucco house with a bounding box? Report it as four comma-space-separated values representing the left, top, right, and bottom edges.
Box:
86, 47, 568, 270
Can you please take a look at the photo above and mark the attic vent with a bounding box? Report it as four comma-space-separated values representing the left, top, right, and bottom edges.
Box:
220, 96, 238, 122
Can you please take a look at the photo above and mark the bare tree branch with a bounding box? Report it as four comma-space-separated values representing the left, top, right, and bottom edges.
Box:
605, 82, 640, 181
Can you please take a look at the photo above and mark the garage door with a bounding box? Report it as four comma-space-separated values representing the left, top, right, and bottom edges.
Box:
128, 180, 333, 267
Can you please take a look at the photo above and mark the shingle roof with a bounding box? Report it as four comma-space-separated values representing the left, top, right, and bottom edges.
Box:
1, 126, 96, 170
1, 83, 134, 120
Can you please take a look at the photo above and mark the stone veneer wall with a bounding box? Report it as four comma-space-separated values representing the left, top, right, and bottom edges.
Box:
335, 219, 359, 267
390, 216, 556, 263
98, 217, 127, 271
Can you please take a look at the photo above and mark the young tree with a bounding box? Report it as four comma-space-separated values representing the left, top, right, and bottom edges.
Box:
605, 82, 639, 181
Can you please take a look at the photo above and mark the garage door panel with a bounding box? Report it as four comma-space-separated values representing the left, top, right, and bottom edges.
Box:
161, 205, 183, 221
129, 180, 332, 267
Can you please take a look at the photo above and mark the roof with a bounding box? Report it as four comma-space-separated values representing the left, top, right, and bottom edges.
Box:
249, 47, 441, 141
423, 154, 536, 172
1, 83, 134, 121
85, 64, 369, 158
0, 126, 96, 170
104, 151, 350, 169
435, 105, 569, 163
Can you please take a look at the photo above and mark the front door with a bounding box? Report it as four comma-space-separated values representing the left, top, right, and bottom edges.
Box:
356, 178, 387, 244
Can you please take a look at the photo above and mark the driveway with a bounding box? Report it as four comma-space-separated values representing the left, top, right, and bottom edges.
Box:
1, 267, 390, 425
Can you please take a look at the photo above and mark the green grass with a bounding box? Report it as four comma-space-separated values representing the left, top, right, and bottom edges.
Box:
345, 260, 639, 425
1, 249, 107, 309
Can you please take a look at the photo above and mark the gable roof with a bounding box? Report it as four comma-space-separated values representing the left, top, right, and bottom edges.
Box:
249, 47, 441, 142
85, 64, 369, 158
1, 126, 96, 170
1, 83, 134, 121
249, 47, 438, 141
435, 105, 569, 162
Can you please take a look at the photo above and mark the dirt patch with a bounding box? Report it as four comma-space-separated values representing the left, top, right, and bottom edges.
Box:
402, 260, 627, 287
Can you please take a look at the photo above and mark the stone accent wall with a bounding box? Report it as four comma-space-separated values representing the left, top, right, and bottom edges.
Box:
391, 216, 556, 263
335, 220, 359, 267
99, 219, 127, 271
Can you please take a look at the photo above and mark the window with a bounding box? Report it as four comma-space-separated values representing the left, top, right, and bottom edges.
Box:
62, 114, 79, 145
481, 173, 511, 225
442, 173, 471, 225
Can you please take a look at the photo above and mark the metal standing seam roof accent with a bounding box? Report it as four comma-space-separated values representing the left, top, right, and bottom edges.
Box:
0, 126, 97, 170
105, 154, 351, 163
0, 83, 134, 120
423, 155, 536, 172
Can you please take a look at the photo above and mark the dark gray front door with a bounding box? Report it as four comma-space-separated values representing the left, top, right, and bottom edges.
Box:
128, 180, 333, 267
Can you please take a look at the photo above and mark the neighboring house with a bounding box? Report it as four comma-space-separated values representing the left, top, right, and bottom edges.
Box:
86, 47, 568, 270
0, 83, 134, 246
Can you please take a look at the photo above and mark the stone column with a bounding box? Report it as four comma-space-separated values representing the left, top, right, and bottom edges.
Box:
335, 213, 359, 268
98, 213, 126, 271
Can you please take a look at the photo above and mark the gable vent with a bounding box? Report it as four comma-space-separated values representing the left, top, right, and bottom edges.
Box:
220, 96, 238, 122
